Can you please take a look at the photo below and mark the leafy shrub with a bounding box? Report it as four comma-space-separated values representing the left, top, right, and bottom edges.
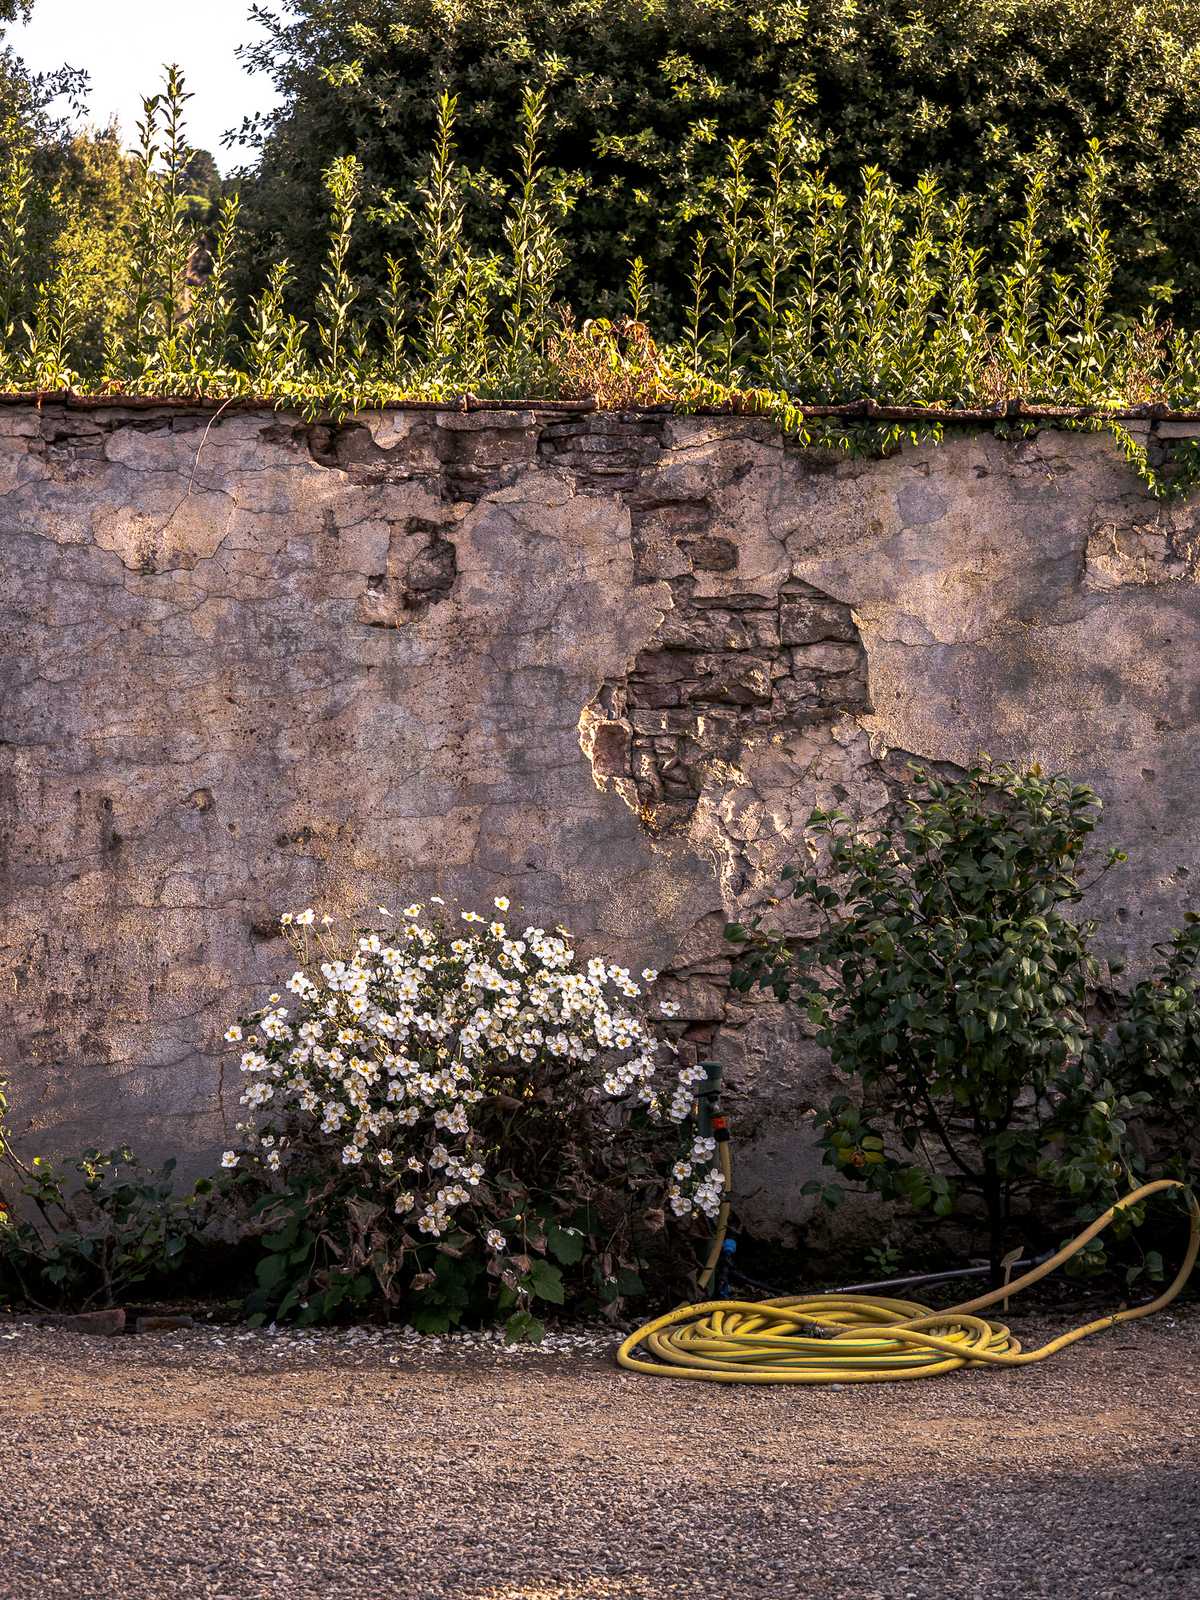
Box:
0, 1128, 210, 1312
727, 760, 1148, 1279
1096, 918, 1200, 1192
221, 897, 722, 1335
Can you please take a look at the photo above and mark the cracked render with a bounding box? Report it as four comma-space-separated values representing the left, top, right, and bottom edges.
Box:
1, 405, 1198, 1239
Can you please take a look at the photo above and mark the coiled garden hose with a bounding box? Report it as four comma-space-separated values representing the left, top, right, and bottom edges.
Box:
619, 1142, 1199, 1385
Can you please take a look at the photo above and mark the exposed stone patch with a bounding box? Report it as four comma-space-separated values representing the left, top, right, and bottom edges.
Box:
307, 419, 438, 482
356, 517, 459, 625
539, 413, 668, 493
580, 578, 869, 838
432, 411, 540, 501
308, 412, 547, 502
1085, 519, 1196, 589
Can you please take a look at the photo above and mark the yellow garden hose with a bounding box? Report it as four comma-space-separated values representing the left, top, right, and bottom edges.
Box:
618, 1166, 1199, 1385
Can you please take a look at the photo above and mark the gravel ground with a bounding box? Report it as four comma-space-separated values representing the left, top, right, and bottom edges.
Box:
3, 1303, 1199, 1600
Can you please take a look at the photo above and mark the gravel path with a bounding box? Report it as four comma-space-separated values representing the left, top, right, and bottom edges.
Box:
3, 1304, 1199, 1600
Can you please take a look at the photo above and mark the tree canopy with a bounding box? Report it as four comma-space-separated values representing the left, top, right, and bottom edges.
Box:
232, 0, 1200, 322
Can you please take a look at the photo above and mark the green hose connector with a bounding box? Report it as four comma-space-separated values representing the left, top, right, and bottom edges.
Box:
693, 1060, 731, 1297
694, 1059, 723, 1140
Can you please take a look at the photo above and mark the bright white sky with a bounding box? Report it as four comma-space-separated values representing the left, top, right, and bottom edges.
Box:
9, 0, 284, 170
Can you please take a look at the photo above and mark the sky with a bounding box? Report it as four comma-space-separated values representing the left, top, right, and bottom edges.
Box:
9, 0, 284, 169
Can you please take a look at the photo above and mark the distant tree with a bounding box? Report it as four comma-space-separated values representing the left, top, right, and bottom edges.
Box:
181, 147, 222, 224
230, 0, 1200, 324
0, 0, 88, 138
37, 126, 138, 370
1, 1, 98, 350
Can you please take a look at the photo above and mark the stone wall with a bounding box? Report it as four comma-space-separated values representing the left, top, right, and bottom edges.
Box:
2, 403, 1198, 1240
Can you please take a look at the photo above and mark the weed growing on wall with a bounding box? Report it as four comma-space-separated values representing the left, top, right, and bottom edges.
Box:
0, 69, 1199, 496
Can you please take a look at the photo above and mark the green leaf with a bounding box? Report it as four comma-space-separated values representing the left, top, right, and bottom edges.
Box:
407, 1305, 453, 1334
527, 1259, 564, 1304
546, 1222, 584, 1265
263, 1219, 300, 1251
505, 1311, 545, 1344
255, 1252, 288, 1290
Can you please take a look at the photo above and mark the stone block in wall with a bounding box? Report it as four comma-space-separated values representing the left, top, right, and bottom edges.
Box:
587, 719, 633, 778
780, 594, 860, 646
684, 652, 778, 706
656, 608, 780, 652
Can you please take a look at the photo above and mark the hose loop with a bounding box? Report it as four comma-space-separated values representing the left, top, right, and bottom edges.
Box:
618, 1179, 1199, 1384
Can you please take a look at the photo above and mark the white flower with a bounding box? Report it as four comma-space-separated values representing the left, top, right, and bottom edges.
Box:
223, 1024, 243, 1043
220, 1151, 240, 1169
341, 1145, 363, 1166
641, 968, 658, 983
296, 909, 315, 927
403, 904, 422, 919
485, 1228, 507, 1252
659, 1000, 680, 1018
493, 896, 510, 912
377, 1149, 394, 1168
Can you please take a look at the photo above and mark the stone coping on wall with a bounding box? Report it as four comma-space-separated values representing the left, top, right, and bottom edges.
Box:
1, 389, 1199, 430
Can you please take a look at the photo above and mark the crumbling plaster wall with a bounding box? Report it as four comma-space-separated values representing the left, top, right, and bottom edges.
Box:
2, 403, 1198, 1240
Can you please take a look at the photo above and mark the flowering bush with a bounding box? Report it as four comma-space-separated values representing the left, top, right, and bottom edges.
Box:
222, 897, 724, 1334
